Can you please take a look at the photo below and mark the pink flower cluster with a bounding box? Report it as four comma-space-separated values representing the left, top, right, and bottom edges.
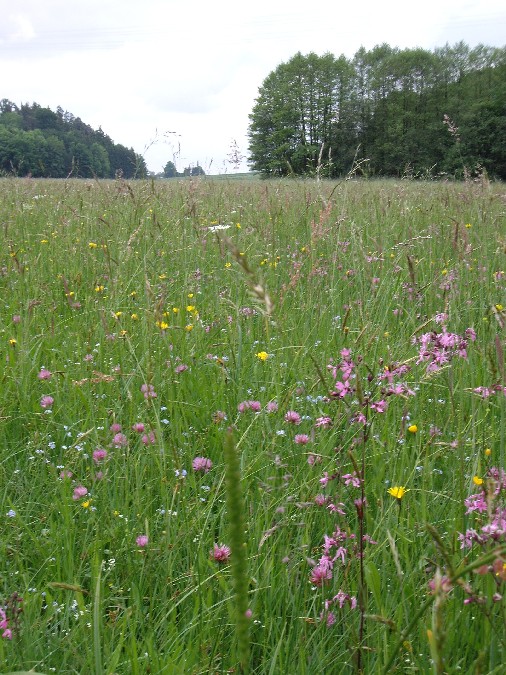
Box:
0, 608, 12, 640
413, 327, 476, 374
459, 468, 506, 549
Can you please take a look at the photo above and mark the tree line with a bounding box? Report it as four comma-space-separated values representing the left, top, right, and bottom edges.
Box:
248, 42, 506, 179
0, 100, 147, 178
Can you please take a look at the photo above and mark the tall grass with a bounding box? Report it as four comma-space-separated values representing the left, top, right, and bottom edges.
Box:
0, 175, 504, 673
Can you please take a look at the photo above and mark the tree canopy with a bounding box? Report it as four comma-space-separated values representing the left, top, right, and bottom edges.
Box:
0, 100, 147, 178
248, 43, 506, 179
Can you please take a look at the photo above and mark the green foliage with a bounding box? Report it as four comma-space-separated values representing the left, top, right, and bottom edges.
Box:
0, 177, 504, 672
0, 102, 146, 178
248, 43, 506, 178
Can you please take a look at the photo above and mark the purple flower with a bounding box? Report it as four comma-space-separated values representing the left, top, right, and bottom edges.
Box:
93, 448, 108, 464
284, 410, 301, 425
40, 395, 54, 409
37, 368, 52, 380
141, 383, 157, 399
294, 434, 310, 445
265, 401, 278, 413
192, 456, 213, 473
136, 535, 149, 547
211, 543, 231, 563
141, 431, 156, 445
72, 486, 88, 500
112, 433, 128, 448
132, 422, 145, 433
110, 423, 122, 433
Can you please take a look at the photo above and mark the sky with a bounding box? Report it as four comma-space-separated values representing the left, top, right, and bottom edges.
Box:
1, 0, 505, 174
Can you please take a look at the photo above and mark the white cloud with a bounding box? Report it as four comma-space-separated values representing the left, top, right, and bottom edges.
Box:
1, 0, 505, 172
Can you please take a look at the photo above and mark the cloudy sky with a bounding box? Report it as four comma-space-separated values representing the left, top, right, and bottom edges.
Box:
1, 0, 505, 174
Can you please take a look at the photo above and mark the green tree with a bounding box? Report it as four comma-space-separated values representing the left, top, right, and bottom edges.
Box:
163, 160, 179, 177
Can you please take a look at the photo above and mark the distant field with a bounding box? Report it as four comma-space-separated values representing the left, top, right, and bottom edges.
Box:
0, 176, 505, 673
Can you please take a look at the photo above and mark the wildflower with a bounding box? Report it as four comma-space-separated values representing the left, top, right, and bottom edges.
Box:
174, 364, 188, 374
0, 608, 12, 640
141, 431, 156, 445
12, 315, 21, 324
315, 416, 332, 428
185, 324, 193, 332
131, 313, 139, 320
156, 321, 169, 330
465, 223, 472, 228
407, 424, 418, 433
9, 338, 17, 346
110, 423, 122, 433
387, 486, 409, 500
265, 401, 278, 413
132, 422, 145, 433
88, 242, 98, 248
72, 486, 88, 500
192, 457, 213, 473
6, 509, 16, 518
473, 476, 484, 486
310, 562, 332, 586
284, 410, 301, 425
93, 448, 107, 464
294, 434, 310, 445
141, 383, 157, 399
172, 307, 180, 313
38, 368, 52, 380
255, 351, 269, 361
136, 535, 149, 548
495, 304, 504, 312
81, 500, 91, 508
485, 448, 492, 457
40, 395, 54, 409
211, 543, 231, 563
112, 433, 128, 448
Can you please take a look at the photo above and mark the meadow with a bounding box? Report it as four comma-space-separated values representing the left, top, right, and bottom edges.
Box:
0, 175, 505, 674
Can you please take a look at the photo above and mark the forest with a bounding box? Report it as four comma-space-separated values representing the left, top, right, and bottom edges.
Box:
0, 100, 147, 178
248, 42, 506, 179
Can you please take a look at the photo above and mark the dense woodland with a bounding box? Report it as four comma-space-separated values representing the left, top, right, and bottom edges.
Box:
248, 42, 506, 179
0, 100, 147, 178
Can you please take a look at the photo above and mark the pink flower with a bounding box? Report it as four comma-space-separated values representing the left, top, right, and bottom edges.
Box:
141, 383, 157, 399
174, 364, 188, 374
192, 456, 213, 473
315, 416, 332, 428
40, 395, 54, 409
310, 563, 332, 586
110, 423, 122, 433
112, 433, 128, 448
59, 470, 73, 479
370, 400, 387, 413
265, 401, 278, 413
72, 486, 88, 500
294, 434, 310, 445
211, 543, 231, 563
93, 448, 108, 464
132, 422, 145, 433
141, 431, 156, 445
136, 535, 149, 548
12, 315, 21, 324
38, 368, 52, 380
284, 410, 301, 424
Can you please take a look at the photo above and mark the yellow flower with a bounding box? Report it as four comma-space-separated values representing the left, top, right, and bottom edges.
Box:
88, 242, 98, 249
131, 313, 139, 320
388, 486, 409, 500
130, 291, 137, 297
236, 223, 241, 229
225, 262, 232, 268
473, 476, 484, 486
156, 321, 169, 330
485, 448, 492, 456
188, 293, 194, 298
95, 285, 104, 293
82, 500, 91, 508
256, 351, 269, 361
185, 324, 193, 332
186, 305, 195, 312
495, 304, 504, 312
465, 223, 472, 228
441, 269, 448, 276
408, 424, 418, 433
41, 239, 48, 244
172, 307, 180, 314
9, 338, 17, 346
159, 273, 167, 280
114, 311, 123, 318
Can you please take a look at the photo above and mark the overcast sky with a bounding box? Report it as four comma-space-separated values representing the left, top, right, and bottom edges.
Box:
1, 0, 505, 174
